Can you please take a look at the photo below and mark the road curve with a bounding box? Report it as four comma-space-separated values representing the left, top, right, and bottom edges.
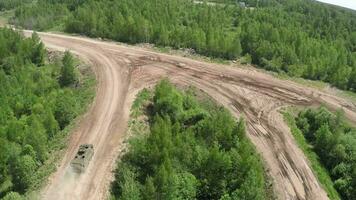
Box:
29, 31, 356, 200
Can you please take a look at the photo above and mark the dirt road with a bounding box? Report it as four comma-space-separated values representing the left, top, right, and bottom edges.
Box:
29, 32, 356, 200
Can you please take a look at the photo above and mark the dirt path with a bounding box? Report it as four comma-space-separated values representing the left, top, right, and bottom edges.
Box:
28, 31, 356, 200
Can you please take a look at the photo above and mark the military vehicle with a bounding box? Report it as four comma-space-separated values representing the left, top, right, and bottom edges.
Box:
70, 144, 94, 173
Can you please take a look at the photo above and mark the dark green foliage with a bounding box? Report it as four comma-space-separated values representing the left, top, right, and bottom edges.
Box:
30, 33, 46, 66
0, 28, 89, 198
111, 80, 267, 200
296, 108, 356, 200
9, 155, 37, 193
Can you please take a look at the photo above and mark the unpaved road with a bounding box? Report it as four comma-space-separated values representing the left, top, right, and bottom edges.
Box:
29, 31, 356, 200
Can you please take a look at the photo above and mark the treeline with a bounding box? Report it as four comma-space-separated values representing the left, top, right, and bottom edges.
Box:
111, 80, 268, 200
296, 108, 356, 200
10, 0, 356, 91
0, 28, 91, 199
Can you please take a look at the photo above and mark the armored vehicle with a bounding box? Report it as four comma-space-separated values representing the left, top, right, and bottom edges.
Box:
70, 144, 94, 173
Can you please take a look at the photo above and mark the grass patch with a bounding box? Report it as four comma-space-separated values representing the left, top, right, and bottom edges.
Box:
282, 108, 340, 200
268, 70, 356, 104
126, 88, 152, 141
275, 72, 328, 90
130, 88, 152, 118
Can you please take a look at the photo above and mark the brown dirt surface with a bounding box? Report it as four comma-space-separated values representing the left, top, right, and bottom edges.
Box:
23, 31, 356, 200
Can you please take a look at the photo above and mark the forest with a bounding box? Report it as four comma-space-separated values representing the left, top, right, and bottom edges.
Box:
7, 0, 356, 91
110, 80, 269, 200
1, 1, 355, 199
295, 108, 356, 200
0, 28, 94, 199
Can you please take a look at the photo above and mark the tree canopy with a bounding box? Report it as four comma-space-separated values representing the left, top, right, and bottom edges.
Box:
111, 80, 268, 200
0, 28, 92, 199
296, 108, 356, 200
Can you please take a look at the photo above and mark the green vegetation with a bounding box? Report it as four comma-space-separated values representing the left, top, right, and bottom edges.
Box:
283, 110, 340, 200
7, 0, 356, 92
11, 1, 69, 31
59, 51, 77, 87
111, 80, 269, 200
0, 10, 14, 27
0, 28, 95, 199
284, 107, 356, 200
0, 0, 32, 11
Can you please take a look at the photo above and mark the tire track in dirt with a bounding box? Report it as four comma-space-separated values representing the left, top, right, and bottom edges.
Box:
27, 31, 356, 200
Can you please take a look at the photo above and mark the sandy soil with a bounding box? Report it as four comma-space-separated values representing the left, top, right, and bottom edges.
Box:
25, 31, 356, 200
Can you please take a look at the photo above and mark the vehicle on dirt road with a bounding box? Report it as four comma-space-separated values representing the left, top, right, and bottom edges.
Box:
70, 144, 94, 173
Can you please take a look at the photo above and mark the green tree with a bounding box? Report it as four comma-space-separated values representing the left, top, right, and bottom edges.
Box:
54, 90, 76, 129
169, 172, 198, 200
59, 51, 76, 87
1, 192, 23, 200
142, 177, 157, 200
30, 32, 46, 66
229, 36, 242, 59
43, 110, 59, 138
154, 79, 183, 121
25, 115, 48, 162
233, 169, 265, 200
315, 124, 334, 161
10, 155, 37, 193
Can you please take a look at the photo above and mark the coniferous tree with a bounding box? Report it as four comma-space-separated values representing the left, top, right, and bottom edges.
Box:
31, 32, 46, 66
59, 51, 76, 87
